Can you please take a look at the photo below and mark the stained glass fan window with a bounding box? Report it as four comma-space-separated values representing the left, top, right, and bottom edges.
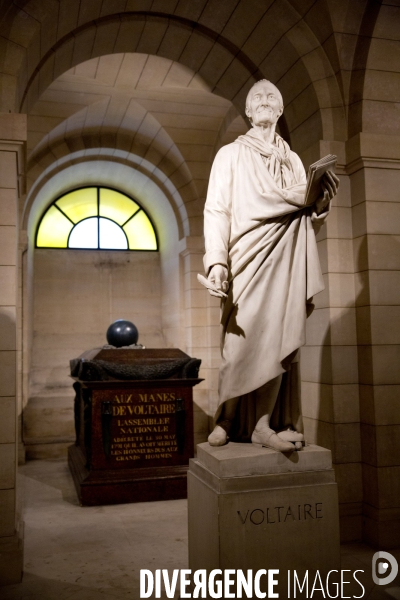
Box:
36, 187, 158, 251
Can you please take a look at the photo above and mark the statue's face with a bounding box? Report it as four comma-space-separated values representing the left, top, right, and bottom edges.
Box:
245, 81, 283, 127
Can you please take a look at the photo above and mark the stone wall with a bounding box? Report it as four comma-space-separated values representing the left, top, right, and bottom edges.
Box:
24, 248, 163, 458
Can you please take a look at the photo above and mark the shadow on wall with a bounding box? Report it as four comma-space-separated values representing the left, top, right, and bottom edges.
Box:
315, 303, 362, 543
312, 234, 400, 543
310, 300, 363, 543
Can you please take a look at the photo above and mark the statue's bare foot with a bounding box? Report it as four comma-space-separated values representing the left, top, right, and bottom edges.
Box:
277, 429, 304, 443
251, 427, 294, 452
208, 425, 228, 446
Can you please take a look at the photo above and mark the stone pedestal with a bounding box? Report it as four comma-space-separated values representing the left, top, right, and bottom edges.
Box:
188, 443, 340, 596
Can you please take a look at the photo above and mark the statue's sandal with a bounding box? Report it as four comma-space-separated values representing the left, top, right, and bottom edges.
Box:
251, 428, 295, 452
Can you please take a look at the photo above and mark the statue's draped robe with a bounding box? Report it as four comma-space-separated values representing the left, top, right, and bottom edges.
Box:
203, 129, 329, 441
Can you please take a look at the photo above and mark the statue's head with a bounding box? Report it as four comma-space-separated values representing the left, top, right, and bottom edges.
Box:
245, 80, 283, 127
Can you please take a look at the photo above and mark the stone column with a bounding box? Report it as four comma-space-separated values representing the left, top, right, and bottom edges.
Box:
0, 113, 26, 585
348, 132, 400, 548
179, 236, 210, 446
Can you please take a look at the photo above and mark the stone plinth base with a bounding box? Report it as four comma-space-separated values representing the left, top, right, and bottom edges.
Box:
188, 443, 340, 596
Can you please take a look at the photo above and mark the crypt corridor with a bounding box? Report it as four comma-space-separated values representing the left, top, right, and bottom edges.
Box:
0, 0, 399, 589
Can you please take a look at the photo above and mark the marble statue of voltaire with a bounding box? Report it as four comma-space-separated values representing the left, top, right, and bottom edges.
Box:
203, 80, 339, 452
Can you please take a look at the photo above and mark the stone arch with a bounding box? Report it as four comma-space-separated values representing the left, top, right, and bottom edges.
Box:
347, 0, 382, 137
4, 3, 347, 148
350, 1, 400, 137
25, 97, 198, 239
25, 157, 181, 254
24, 148, 190, 241
18, 13, 284, 132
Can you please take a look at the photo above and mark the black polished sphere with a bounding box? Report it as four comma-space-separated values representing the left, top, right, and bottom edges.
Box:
106, 319, 138, 347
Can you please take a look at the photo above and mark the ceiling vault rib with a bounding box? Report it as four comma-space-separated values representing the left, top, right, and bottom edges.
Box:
19, 11, 266, 112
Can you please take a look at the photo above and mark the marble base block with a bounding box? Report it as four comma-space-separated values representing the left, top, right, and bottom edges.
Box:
188, 443, 340, 596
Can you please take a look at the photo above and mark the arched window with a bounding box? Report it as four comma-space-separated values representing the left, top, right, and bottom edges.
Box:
36, 187, 158, 251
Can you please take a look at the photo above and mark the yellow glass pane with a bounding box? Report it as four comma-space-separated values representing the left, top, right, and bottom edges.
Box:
99, 188, 139, 225
123, 211, 157, 250
36, 206, 73, 248
56, 188, 97, 223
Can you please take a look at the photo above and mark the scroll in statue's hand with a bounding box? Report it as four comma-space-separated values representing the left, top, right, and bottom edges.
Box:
315, 170, 340, 214
207, 264, 229, 298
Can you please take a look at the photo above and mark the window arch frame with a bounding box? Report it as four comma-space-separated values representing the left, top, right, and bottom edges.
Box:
35, 185, 159, 252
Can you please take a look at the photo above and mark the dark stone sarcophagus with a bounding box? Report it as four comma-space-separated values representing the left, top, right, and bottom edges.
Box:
68, 348, 202, 506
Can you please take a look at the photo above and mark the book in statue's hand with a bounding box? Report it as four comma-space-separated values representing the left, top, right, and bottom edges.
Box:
303, 154, 337, 207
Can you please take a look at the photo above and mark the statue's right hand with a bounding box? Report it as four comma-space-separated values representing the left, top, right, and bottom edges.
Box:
208, 264, 228, 297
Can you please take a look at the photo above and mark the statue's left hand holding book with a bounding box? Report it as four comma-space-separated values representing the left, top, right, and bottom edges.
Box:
304, 154, 337, 206
282, 154, 338, 209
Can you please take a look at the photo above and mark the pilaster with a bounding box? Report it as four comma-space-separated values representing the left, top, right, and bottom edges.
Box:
0, 112, 26, 585
179, 235, 210, 446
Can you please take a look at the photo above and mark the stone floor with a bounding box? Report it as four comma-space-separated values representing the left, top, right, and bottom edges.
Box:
1, 459, 400, 599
